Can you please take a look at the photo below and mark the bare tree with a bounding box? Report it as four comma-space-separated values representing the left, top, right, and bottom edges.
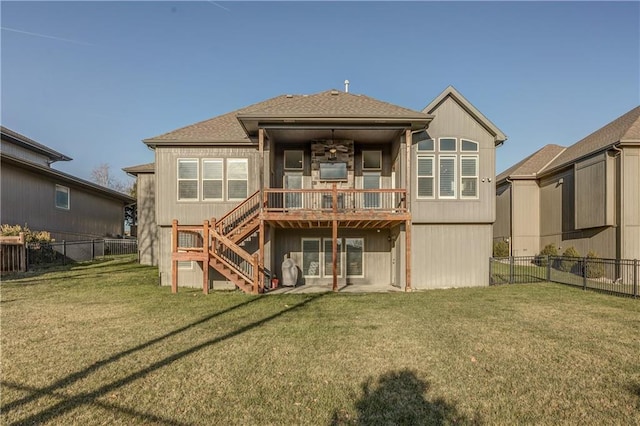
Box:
91, 163, 133, 194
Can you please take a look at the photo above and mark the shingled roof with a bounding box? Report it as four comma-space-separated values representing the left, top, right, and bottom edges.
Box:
497, 144, 565, 183
123, 162, 155, 175
541, 105, 640, 175
144, 90, 433, 145
1, 126, 72, 163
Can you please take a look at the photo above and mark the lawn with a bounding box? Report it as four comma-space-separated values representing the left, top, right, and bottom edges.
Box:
1, 256, 639, 425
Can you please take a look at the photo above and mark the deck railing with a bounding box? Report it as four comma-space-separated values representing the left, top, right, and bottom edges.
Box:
263, 188, 407, 213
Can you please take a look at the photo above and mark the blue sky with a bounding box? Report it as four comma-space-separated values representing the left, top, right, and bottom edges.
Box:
2, 1, 638, 185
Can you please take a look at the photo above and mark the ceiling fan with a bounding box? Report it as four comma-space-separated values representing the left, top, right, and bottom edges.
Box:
312, 130, 349, 153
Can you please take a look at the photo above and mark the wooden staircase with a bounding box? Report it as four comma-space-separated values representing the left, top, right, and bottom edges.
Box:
171, 191, 264, 294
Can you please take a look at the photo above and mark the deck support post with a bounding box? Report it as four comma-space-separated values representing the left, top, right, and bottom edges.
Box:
252, 254, 260, 294
259, 218, 265, 292
332, 183, 338, 292
405, 219, 412, 292
171, 219, 178, 294
202, 220, 210, 294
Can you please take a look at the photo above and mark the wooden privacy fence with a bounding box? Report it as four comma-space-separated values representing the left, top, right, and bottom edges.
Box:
0, 233, 26, 274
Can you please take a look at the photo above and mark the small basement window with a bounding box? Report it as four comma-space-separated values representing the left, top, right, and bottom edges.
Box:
55, 185, 70, 209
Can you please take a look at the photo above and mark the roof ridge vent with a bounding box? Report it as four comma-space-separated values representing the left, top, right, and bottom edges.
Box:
330, 90, 339, 96
285, 94, 293, 98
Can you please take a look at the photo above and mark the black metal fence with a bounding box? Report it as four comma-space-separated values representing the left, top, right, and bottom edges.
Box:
490, 255, 639, 298
27, 238, 138, 269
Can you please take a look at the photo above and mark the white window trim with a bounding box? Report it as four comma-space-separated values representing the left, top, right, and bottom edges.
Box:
439, 137, 457, 152
439, 155, 457, 199
460, 154, 479, 199
302, 238, 321, 278
227, 158, 249, 201
345, 237, 365, 278
416, 154, 435, 200
284, 150, 304, 170
322, 238, 343, 278
461, 139, 479, 152
177, 158, 199, 201
362, 150, 382, 170
202, 158, 224, 201
416, 138, 435, 152
55, 184, 70, 210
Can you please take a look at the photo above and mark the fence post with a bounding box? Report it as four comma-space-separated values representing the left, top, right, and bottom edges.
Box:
509, 256, 514, 284
91, 239, 95, 260
634, 259, 638, 299
582, 257, 587, 290
62, 240, 67, 265
547, 255, 551, 282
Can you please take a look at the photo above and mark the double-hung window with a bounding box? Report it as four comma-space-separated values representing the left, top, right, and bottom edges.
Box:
227, 159, 248, 200
417, 139, 435, 199
202, 159, 223, 201
460, 140, 479, 199
55, 185, 70, 210
178, 159, 198, 201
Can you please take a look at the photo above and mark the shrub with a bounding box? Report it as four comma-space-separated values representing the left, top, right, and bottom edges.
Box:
1, 224, 53, 244
559, 246, 580, 273
585, 251, 605, 279
534, 243, 558, 266
493, 240, 509, 257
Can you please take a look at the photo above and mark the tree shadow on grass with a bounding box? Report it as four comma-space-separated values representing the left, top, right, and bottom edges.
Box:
331, 369, 480, 425
2, 293, 326, 425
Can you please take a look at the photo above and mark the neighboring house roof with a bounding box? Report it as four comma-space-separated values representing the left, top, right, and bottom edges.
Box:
1, 153, 135, 204
422, 86, 508, 146
123, 162, 155, 176
1, 126, 72, 163
541, 105, 640, 175
497, 144, 565, 183
143, 89, 435, 146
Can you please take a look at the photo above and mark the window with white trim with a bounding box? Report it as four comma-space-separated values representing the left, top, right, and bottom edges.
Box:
415, 138, 480, 200
178, 159, 198, 200
460, 155, 479, 198
55, 185, 70, 210
302, 238, 321, 277
439, 155, 456, 198
202, 159, 223, 200
227, 159, 248, 200
417, 156, 434, 198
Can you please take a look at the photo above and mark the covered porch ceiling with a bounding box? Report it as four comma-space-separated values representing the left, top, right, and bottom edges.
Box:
263, 127, 404, 145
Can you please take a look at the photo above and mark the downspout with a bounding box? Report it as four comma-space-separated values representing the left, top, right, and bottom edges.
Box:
610, 144, 623, 258
506, 177, 513, 257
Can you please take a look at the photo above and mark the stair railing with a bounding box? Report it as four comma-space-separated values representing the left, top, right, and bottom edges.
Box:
209, 221, 260, 293
215, 190, 262, 237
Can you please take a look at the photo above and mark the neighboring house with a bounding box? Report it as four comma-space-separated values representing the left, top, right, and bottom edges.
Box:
1, 126, 134, 241
132, 86, 507, 292
495, 106, 640, 260
123, 162, 157, 265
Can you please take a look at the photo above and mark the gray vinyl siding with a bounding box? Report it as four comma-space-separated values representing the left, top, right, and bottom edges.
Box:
1, 162, 125, 241
494, 183, 511, 242
411, 224, 492, 288
411, 96, 496, 223
621, 146, 640, 260
574, 153, 616, 229
137, 173, 158, 266
155, 146, 260, 226
511, 180, 540, 256
0, 140, 51, 166
539, 168, 616, 258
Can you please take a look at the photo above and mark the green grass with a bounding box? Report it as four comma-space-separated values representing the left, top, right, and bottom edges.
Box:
2, 256, 639, 425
